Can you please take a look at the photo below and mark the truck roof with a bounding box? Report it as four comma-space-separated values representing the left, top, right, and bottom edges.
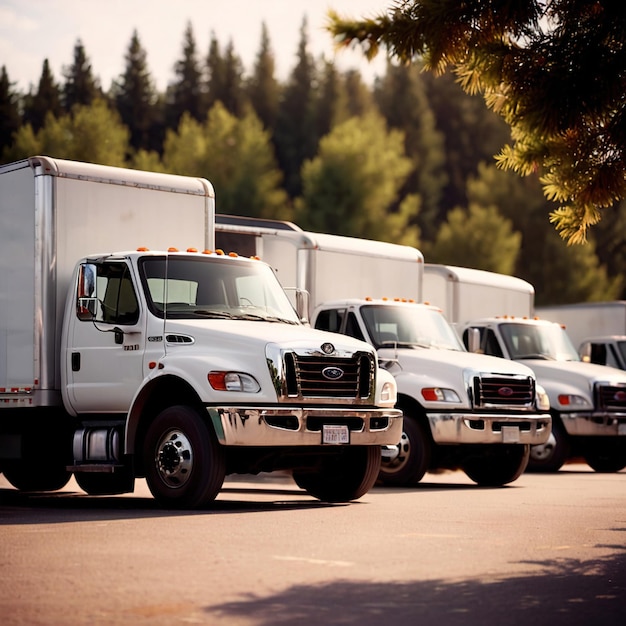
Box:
25, 156, 214, 197
424, 264, 534, 295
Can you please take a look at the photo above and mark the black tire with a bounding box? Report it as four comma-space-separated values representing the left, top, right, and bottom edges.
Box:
584, 440, 626, 473
527, 418, 570, 472
377, 415, 431, 486
463, 444, 530, 486
143, 405, 226, 509
293, 445, 381, 502
3, 461, 71, 492
75, 468, 135, 496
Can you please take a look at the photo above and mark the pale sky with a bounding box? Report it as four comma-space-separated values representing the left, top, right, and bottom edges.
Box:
0, 0, 392, 93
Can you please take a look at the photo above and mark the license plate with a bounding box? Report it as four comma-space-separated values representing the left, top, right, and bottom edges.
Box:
619, 423, 626, 436
502, 426, 520, 443
322, 424, 350, 445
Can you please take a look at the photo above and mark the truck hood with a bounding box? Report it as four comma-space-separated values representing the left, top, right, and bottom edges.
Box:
516, 358, 626, 386
164, 319, 374, 355
378, 346, 535, 377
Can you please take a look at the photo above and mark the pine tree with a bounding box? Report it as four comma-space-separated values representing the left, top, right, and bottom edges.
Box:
375, 62, 447, 240
343, 70, 376, 118
274, 18, 318, 198
62, 40, 101, 111
23, 59, 62, 133
113, 30, 161, 153
315, 60, 349, 139
247, 23, 280, 131
166, 22, 204, 129
0, 66, 21, 158
328, 1, 626, 243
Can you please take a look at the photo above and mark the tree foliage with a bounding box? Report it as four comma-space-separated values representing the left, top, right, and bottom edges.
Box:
428, 203, 521, 274
163, 102, 288, 219
327, 0, 626, 244
295, 111, 416, 243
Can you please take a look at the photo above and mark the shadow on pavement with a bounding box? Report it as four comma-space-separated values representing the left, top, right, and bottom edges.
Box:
204, 549, 626, 626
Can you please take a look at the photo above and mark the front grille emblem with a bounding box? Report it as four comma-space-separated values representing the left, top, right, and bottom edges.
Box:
322, 366, 344, 381
321, 342, 335, 354
498, 387, 514, 397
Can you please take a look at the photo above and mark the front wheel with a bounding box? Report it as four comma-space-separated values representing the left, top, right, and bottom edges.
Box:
143, 405, 226, 509
527, 419, 570, 472
293, 446, 381, 502
584, 439, 626, 473
378, 415, 431, 486
463, 444, 530, 486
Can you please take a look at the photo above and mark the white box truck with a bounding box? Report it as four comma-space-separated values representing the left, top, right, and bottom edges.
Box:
0, 157, 402, 508
215, 216, 551, 487
536, 301, 626, 370
424, 264, 626, 473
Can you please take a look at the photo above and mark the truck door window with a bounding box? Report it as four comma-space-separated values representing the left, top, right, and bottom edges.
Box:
315, 309, 345, 333
476, 328, 504, 358
77, 262, 139, 325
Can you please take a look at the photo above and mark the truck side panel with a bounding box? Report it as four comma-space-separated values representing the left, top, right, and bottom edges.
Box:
0, 164, 36, 393
536, 301, 626, 349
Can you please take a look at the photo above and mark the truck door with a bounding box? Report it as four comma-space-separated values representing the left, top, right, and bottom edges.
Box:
65, 261, 146, 414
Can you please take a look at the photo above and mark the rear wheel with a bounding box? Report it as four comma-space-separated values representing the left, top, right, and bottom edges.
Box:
463, 444, 530, 486
75, 467, 135, 495
143, 405, 226, 509
3, 460, 71, 492
3, 423, 72, 492
527, 418, 570, 472
293, 446, 381, 502
378, 415, 431, 486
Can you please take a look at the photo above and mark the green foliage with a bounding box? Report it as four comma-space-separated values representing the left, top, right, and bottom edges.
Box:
62, 40, 101, 110
428, 203, 521, 274
163, 103, 289, 219
465, 163, 623, 303
6, 99, 129, 166
0, 66, 21, 156
295, 111, 416, 244
112, 30, 161, 153
327, 1, 626, 244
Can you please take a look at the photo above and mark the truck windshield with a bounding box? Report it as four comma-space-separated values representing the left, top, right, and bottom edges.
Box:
360, 304, 465, 351
500, 323, 580, 361
139, 255, 300, 324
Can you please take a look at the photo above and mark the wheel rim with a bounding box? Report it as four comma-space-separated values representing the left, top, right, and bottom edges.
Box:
530, 432, 556, 462
380, 430, 411, 474
155, 429, 194, 488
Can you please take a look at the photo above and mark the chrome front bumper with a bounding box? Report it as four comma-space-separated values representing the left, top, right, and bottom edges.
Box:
561, 412, 626, 437
427, 412, 552, 445
207, 406, 403, 446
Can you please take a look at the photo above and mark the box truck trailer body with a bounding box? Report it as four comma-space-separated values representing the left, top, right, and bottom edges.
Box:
536, 301, 626, 370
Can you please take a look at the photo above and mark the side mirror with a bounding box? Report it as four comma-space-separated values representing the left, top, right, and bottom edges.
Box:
77, 263, 98, 321
466, 327, 481, 353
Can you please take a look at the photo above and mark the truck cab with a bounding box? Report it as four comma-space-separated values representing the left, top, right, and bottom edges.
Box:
462, 317, 626, 472
313, 298, 551, 486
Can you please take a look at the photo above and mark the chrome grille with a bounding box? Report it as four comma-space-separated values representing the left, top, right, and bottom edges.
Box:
284, 352, 372, 399
596, 384, 626, 410
473, 374, 535, 408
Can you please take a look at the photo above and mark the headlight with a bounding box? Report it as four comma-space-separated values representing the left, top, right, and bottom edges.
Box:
557, 394, 590, 409
536, 384, 550, 411
381, 381, 396, 404
421, 387, 461, 403
208, 371, 260, 392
